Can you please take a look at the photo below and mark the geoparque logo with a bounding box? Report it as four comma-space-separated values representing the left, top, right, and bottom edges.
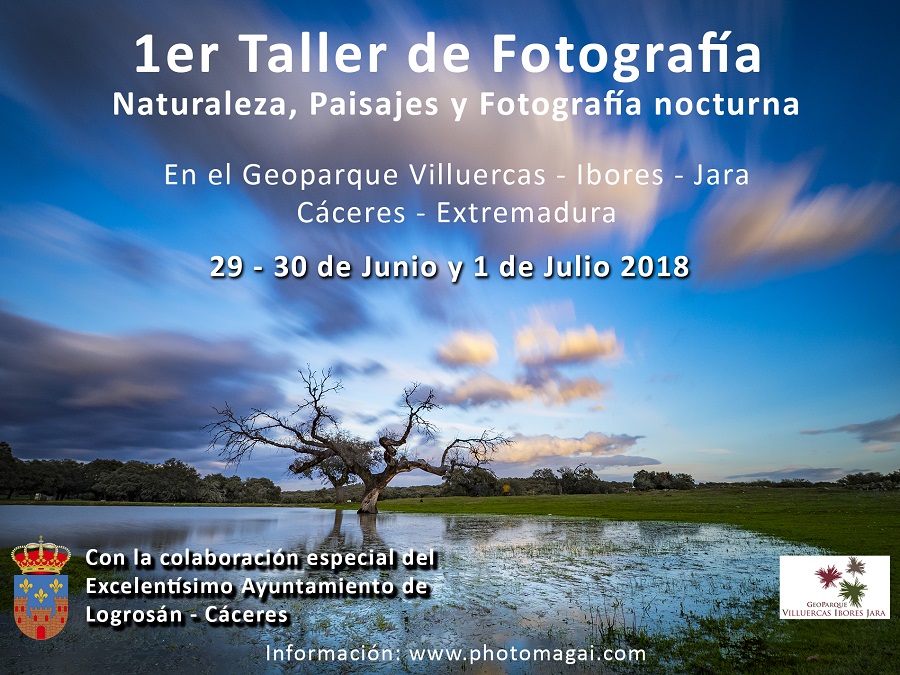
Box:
780, 555, 890, 620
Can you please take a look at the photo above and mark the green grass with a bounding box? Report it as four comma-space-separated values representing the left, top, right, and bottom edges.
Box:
352, 488, 900, 674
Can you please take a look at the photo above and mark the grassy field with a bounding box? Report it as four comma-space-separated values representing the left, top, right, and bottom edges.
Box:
359, 488, 899, 674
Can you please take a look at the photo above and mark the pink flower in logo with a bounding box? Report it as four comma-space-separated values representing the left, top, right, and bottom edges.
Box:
814, 565, 842, 589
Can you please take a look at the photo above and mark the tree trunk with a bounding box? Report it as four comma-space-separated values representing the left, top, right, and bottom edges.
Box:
358, 483, 384, 514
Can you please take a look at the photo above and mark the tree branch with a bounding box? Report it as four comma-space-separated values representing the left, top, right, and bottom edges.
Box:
208, 368, 513, 512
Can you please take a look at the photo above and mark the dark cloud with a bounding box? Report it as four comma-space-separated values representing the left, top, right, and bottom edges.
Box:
725, 467, 865, 482
0, 310, 289, 458
332, 406, 394, 429
353, 414, 383, 426
0, 1, 384, 336
329, 359, 387, 378
801, 412, 900, 444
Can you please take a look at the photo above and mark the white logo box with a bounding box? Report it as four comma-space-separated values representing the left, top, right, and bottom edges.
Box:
780, 555, 890, 619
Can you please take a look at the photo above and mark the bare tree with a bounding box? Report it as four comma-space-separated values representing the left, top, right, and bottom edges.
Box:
208, 368, 510, 514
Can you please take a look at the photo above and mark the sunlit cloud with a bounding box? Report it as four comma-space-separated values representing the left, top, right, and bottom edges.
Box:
435, 331, 498, 367
435, 307, 617, 407
495, 431, 645, 463
516, 323, 620, 366
441, 372, 534, 406
439, 370, 606, 407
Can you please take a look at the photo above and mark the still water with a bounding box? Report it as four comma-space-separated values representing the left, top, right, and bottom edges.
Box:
2, 506, 817, 673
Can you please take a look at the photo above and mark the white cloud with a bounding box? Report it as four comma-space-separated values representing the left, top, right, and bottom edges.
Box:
495, 431, 644, 463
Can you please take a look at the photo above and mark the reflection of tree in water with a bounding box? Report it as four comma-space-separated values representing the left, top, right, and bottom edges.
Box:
440, 514, 552, 544
439, 517, 708, 557
546, 519, 615, 552
302, 510, 345, 555
357, 512, 387, 550
140, 526, 193, 551
441, 515, 502, 543
316, 508, 350, 552
303, 509, 389, 554
633, 521, 703, 552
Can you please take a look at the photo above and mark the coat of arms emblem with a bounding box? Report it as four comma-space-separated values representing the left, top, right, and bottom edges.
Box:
12, 536, 70, 640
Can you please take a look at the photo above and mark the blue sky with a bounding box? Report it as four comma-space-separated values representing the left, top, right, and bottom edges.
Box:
0, 0, 897, 487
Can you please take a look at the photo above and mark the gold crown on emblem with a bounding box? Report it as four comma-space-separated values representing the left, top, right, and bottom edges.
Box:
11, 536, 71, 574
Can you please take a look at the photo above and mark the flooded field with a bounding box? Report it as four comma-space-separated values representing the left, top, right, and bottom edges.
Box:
2, 506, 819, 673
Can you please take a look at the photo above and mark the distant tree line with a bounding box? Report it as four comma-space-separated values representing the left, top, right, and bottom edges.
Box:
3, 440, 897, 504
283, 464, 635, 502
437, 464, 634, 497
0, 442, 280, 503
282, 483, 445, 504
837, 471, 900, 490
697, 471, 900, 491
511, 465, 633, 495
632, 469, 696, 491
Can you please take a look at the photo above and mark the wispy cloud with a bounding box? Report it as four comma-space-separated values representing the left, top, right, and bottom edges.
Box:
725, 467, 863, 482
864, 443, 896, 454
801, 412, 900, 444
439, 372, 533, 407
0, 206, 214, 293
589, 455, 661, 469
697, 166, 900, 278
